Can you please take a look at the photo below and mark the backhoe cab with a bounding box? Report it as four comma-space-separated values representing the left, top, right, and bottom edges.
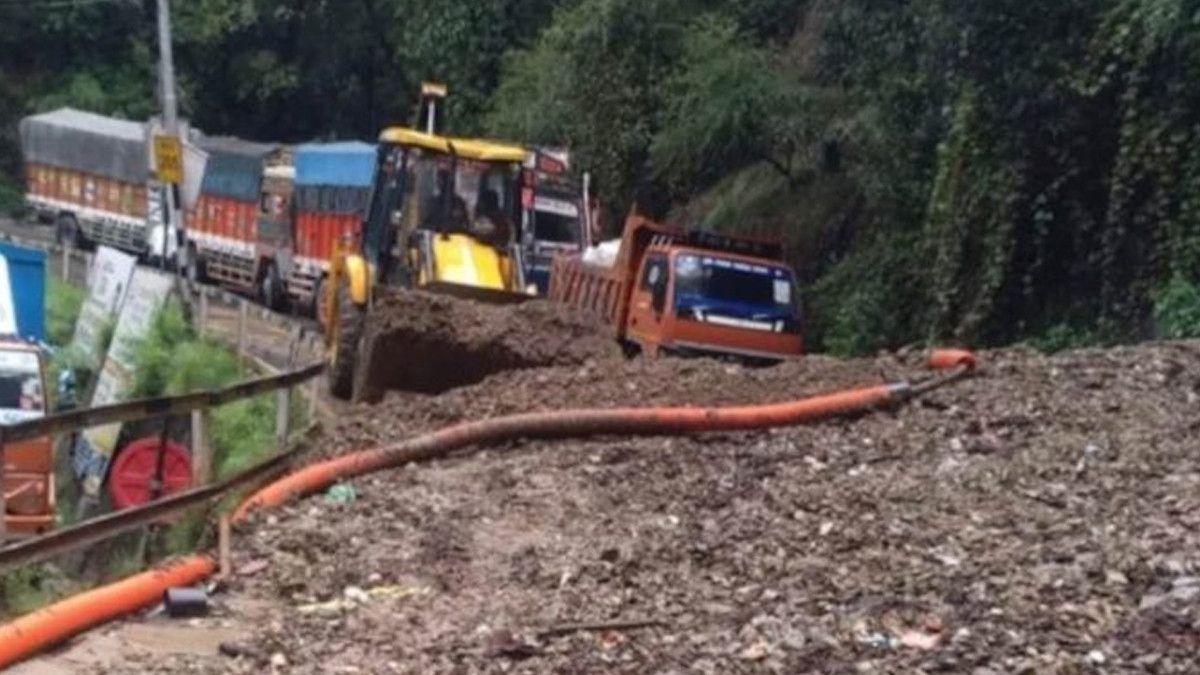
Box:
324, 83, 533, 399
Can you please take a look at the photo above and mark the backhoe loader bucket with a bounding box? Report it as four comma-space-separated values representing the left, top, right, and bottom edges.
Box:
351, 289, 620, 402
420, 281, 534, 305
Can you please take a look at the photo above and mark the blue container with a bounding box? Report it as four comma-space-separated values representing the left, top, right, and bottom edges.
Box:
0, 242, 46, 342
295, 142, 377, 188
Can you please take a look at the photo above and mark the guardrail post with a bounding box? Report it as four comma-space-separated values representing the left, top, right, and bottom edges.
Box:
197, 291, 209, 338
1, 428, 7, 543
275, 327, 300, 450
191, 409, 212, 486
237, 298, 248, 365
61, 245, 70, 283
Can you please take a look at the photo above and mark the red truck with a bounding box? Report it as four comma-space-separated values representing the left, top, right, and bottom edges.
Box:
184, 137, 291, 308
549, 216, 803, 361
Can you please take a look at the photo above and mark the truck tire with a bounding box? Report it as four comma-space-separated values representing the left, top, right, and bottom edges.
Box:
55, 214, 82, 248
328, 275, 364, 400
309, 274, 326, 322
185, 245, 207, 285
258, 263, 283, 311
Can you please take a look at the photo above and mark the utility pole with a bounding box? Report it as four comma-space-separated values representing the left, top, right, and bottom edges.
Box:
156, 0, 183, 273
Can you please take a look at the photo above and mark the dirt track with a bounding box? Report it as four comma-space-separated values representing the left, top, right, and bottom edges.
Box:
69, 341, 1200, 674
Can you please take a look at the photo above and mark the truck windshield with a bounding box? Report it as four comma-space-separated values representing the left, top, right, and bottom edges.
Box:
531, 193, 580, 245
673, 254, 798, 326
0, 349, 44, 423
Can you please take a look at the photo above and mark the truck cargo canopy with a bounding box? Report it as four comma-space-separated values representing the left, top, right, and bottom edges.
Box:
295, 142, 376, 187
197, 136, 277, 203
18, 108, 148, 183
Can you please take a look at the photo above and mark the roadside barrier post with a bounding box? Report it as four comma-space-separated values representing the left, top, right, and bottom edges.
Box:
0, 428, 7, 542
236, 299, 248, 366
191, 408, 212, 487
197, 291, 208, 338
275, 327, 300, 450
60, 246, 70, 283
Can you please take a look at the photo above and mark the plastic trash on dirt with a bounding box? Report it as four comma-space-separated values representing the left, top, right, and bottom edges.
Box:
325, 482, 357, 504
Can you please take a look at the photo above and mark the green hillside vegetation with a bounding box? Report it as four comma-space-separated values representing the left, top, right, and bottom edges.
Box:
4, 0, 1200, 352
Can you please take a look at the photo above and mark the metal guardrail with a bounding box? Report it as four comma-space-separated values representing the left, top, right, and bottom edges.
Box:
0, 363, 323, 446
0, 424, 318, 575
0, 362, 324, 557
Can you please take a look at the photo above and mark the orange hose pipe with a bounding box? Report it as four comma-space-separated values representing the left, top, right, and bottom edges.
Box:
930, 348, 978, 371
237, 349, 975, 519
0, 349, 976, 670
234, 381, 904, 520
0, 555, 215, 668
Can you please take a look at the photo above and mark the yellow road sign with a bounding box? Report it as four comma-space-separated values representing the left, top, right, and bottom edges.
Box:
153, 135, 184, 184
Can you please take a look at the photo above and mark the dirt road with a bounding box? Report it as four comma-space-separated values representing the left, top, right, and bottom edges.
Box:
14, 342, 1195, 674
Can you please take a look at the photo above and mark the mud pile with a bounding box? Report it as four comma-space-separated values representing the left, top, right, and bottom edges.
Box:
101, 343, 1200, 674
352, 289, 623, 401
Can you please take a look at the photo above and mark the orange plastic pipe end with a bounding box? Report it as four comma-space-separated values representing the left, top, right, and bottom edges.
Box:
929, 349, 977, 371
0, 555, 216, 669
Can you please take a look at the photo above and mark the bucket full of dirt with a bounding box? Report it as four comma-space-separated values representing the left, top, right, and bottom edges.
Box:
352, 289, 622, 402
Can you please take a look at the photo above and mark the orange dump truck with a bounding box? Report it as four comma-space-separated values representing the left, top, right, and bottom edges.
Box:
549, 216, 803, 361
0, 341, 54, 537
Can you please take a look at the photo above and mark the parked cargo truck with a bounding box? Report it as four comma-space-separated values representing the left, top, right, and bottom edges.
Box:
519, 148, 588, 294
19, 108, 168, 258
183, 137, 291, 308
549, 216, 804, 361
290, 142, 376, 313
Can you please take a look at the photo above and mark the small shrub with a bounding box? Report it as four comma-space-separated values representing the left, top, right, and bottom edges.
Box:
1152, 275, 1200, 339
212, 396, 277, 479
45, 279, 85, 347
128, 301, 195, 398
1028, 322, 1101, 354
0, 177, 25, 218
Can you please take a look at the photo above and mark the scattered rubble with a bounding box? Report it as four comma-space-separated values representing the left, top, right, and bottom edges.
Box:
98, 342, 1200, 672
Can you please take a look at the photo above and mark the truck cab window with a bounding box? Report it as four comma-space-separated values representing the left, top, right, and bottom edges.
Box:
0, 351, 44, 419
640, 255, 668, 312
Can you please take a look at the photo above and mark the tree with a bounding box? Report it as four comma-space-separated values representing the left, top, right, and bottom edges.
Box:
651, 17, 830, 196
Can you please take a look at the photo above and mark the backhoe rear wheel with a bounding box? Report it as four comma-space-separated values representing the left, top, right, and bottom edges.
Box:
327, 274, 365, 400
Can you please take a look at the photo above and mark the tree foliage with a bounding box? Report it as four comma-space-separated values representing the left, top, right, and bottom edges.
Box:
5, 0, 1200, 353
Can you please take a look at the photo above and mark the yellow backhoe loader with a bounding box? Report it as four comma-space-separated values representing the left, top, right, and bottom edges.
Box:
323, 83, 534, 399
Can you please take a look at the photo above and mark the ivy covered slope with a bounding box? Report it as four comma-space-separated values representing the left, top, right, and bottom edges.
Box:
3, 0, 1199, 352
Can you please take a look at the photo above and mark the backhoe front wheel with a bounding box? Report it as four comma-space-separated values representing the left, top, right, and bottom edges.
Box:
327, 274, 365, 400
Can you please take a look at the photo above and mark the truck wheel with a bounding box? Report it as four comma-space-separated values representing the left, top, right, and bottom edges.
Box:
55, 214, 81, 248
309, 274, 326, 322
258, 263, 283, 311
185, 246, 207, 285
328, 275, 364, 400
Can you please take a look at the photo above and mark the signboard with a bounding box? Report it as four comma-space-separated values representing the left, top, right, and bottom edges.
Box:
181, 142, 209, 209
76, 269, 175, 494
71, 246, 137, 364
153, 135, 183, 185
533, 195, 579, 218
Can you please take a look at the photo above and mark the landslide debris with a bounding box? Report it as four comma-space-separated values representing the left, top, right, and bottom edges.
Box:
351, 289, 622, 402
109, 343, 1200, 674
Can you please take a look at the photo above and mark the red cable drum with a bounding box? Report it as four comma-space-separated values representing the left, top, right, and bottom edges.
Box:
107, 437, 193, 510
